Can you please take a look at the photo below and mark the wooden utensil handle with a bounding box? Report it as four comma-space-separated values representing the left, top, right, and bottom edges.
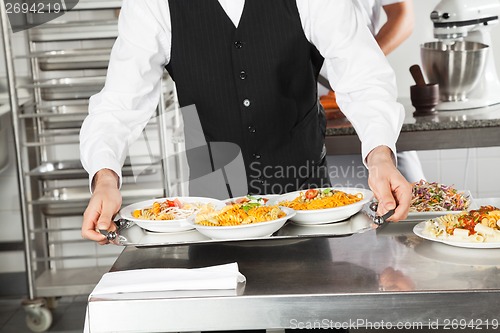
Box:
410, 64, 427, 86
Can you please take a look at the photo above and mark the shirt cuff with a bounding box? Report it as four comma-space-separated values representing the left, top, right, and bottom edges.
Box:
86, 159, 123, 194
361, 136, 398, 169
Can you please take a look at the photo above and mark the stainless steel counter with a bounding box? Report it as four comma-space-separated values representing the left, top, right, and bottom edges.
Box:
87, 220, 500, 332
326, 99, 500, 154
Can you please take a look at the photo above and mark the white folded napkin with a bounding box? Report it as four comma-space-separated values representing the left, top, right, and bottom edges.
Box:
90, 262, 246, 296
85, 262, 245, 332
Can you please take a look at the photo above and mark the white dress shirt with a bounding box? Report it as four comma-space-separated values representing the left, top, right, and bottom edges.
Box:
355, 0, 405, 35
79, 0, 405, 186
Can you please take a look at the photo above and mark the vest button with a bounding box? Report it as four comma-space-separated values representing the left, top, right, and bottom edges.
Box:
248, 126, 256, 133
234, 41, 243, 49
243, 99, 251, 107
239, 70, 247, 80
253, 153, 261, 159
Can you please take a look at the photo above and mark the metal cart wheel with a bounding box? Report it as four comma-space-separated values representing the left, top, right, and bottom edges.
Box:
23, 299, 53, 332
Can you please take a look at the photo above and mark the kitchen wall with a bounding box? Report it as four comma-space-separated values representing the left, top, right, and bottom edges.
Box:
1, 1, 500, 283
386, 0, 500, 199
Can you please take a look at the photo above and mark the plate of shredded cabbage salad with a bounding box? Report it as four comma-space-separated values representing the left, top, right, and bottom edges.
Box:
405, 180, 474, 221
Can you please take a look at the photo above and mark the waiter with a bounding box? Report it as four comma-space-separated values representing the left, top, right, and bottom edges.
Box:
80, 0, 412, 244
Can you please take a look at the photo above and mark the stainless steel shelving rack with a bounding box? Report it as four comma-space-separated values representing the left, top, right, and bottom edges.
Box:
0, 1, 183, 331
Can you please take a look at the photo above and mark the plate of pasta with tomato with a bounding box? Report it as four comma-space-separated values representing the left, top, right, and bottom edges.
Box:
119, 197, 225, 233
189, 196, 295, 240
413, 205, 500, 248
270, 187, 373, 225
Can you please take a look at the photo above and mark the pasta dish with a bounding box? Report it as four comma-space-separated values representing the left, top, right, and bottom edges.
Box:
132, 198, 216, 221
424, 205, 500, 243
195, 200, 286, 226
278, 188, 363, 210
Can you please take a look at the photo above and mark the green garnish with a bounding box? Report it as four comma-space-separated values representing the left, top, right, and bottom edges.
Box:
241, 202, 260, 212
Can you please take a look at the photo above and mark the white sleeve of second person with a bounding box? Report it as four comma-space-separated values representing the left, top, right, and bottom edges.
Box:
297, 0, 405, 165
79, 0, 170, 188
380, 0, 405, 5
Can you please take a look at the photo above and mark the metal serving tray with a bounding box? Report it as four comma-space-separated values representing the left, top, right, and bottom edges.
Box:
42, 116, 86, 129
30, 48, 111, 71
30, 20, 118, 42
38, 104, 88, 128
38, 103, 89, 129
27, 156, 162, 180
113, 211, 374, 247
26, 77, 105, 101
71, 0, 122, 11
31, 183, 164, 217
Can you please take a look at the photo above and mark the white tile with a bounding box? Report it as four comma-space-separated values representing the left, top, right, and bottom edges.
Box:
419, 160, 440, 183
416, 150, 440, 161
439, 158, 477, 190
477, 159, 500, 194
0, 251, 25, 273
0, 210, 23, 242
477, 146, 500, 158
0, 175, 20, 210
440, 148, 475, 160
478, 191, 500, 199
0, 155, 17, 177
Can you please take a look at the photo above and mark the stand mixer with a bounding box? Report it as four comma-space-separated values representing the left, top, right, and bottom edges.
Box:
423, 0, 500, 110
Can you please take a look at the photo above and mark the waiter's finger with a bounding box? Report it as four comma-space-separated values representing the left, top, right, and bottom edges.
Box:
390, 183, 412, 221
96, 205, 117, 234
374, 185, 397, 215
82, 200, 107, 243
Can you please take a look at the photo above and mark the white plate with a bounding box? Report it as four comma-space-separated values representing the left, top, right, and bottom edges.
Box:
270, 187, 373, 225
189, 207, 296, 240
119, 197, 225, 233
413, 221, 500, 249
405, 191, 474, 222
277, 212, 374, 237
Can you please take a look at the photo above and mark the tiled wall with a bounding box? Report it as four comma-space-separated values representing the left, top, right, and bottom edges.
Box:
418, 148, 500, 199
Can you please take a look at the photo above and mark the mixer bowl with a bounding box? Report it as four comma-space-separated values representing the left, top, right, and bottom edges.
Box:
420, 41, 488, 102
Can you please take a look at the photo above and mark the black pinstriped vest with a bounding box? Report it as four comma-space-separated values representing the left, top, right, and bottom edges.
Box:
166, 0, 326, 194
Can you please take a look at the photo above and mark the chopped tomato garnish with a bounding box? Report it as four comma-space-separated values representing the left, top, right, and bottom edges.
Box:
235, 197, 250, 204
305, 189, 319, 200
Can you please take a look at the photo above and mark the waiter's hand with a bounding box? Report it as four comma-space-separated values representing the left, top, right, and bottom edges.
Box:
366, 146, 411, 221
82, 169, 122, 244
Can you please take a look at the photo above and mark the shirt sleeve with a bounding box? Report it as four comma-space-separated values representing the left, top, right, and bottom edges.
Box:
79, 0, 171, 189
296, 0, 405, 165
380, 0, 405, 6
